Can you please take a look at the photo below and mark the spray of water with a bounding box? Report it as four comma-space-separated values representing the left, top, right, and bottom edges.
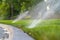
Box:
12, 11, 29, 23
12, 0, 60, 28
28, 0, 60, 28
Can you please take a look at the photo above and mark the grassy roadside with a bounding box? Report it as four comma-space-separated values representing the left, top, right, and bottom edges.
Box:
0, 19, 60, 40
0, 20, 31, 27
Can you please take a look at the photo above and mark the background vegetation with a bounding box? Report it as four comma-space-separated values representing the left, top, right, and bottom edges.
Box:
0, 0, 42, 20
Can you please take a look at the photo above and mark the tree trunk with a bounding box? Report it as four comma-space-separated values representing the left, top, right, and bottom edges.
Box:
10, 4, 13, 19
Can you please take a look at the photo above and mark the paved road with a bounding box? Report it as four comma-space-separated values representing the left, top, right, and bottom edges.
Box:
0, 24, 34, 40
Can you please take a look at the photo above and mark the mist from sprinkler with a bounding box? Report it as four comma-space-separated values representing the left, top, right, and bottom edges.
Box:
12, 0, 60, 28
28, 0, 60, 28
12, 11, 29, 23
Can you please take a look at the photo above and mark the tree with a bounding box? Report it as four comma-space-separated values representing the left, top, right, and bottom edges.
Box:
0, 0, 42, 20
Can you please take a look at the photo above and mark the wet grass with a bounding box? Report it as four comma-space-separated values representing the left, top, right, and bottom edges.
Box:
0, 19, 60, 40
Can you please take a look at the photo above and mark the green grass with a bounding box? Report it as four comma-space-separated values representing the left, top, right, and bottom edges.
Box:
0, 20, 31, 27
0, 19, 60, 40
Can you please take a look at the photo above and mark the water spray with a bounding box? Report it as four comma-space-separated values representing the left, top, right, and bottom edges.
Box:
12, 0, 60, 28
44, 0, 47, 2
47, 6, 50, 10
12, 11, 29, 23
28, 0, 51, 28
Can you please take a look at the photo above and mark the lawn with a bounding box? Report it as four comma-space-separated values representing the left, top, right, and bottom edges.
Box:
0, 19, 60, 40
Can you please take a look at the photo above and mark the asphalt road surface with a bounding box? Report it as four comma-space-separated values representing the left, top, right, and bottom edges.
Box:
0, 24, 34, 40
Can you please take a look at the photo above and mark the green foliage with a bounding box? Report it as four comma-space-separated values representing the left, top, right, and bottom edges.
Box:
0, 0, 9, 19
0, 0, 42, 20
